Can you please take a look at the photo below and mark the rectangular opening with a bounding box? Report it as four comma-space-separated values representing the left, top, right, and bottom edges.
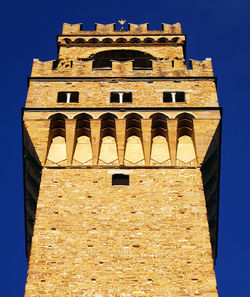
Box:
57, 92, 79, 103
175, 92, 185, 102
112, 174, 129, 186
110, 92, 120, 103
163, 92, 172, 102
133, 59, 152, 70
93, 59, 112, 70
110, 92, 132, 103
123, 92, 132, 102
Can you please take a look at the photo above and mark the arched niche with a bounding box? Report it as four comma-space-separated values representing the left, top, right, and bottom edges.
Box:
47, 114, 67, 165
176, 113, 197, 165
124, 113, 144, 165
98, 113, 118, 165
73, 113, 93, 165
150, 113, 170, 165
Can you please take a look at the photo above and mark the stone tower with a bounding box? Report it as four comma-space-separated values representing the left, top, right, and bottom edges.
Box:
23, 22, 221, 296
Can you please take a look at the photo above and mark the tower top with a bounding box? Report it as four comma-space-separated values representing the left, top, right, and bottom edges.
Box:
62, 22, 182, 35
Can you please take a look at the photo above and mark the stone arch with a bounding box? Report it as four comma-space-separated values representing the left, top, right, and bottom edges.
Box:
150, 113, 170, 165
116, 38, 127, 43
63, 38, 72, 44
171, 37, 179, 43
150, 113, 169, 138
176, 113, 196, 165
46, 114, 67, 165
91, 50, 156, 70
130, 38, 141, 43
125, 113, 142, 138
102, 38, 113, 43
144, 37, 154, 43
73, 113, 93, 165
88, 38, 99, 43
158, 37, 169, 43
98, 113, 118, 165
124, 113, 144, 165
75, 38, 85, 44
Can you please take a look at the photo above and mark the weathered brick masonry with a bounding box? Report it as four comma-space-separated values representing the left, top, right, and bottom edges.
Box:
23, 22, 221, 296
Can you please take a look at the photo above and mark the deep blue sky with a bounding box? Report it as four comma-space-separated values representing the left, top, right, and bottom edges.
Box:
1, 0, 249, 296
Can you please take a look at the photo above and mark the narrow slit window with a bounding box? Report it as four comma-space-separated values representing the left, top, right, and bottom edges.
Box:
57, 92, 79, 103
112, 174, 129, 186
110, 92, 132, 103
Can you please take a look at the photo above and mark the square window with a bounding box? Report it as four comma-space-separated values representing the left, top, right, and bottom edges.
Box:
175, 92, 185, 102
110, 92, 120, 103
163, 92, 172, 102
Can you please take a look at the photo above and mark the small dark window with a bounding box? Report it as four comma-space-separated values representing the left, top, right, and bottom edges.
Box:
112, 174, 129, 186
110, 92, 132, 103
57, 92, 79, 103
110, 92, 120, 103
93, 59, 112, 69
123, 92, 132, 102
175, 92, 185, 102
163, 92, 172, 102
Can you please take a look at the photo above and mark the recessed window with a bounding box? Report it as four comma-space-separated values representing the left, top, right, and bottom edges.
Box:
57, 92, 79, 103
92, 59, 112, 70
110, 92, 132, 103
112, 174, 129, 186
133, 59, 152, 70
163, 92, 185, 103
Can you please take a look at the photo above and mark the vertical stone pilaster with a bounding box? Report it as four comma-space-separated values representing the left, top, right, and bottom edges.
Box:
167, 119, 178, 166
115, 119, 126, 165
141, 119, 152, 166
65, 119, 77, 166
90, 119, 101, 165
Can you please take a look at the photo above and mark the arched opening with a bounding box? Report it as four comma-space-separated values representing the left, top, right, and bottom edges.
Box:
171, 37, 179, 43
47, 114, 67, 164
176, 113, 196, 164
102, 38, 113, 43
75, 38, 85, 44
144, 37, 154, 43
116, 38, 127, 43
73, 114, 92, 165
63, 38, 71, 44
88, 38, 99, 43
158, 37, 169, 43
91, 50, 155, 70
124, 114, 144, 165
98, 113, 118, 165
130, 38, 141, 43
150, 113, 170, 165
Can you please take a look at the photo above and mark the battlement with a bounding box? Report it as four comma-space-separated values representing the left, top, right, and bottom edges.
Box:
31, 57, 214, 77
62, 22, 182, 35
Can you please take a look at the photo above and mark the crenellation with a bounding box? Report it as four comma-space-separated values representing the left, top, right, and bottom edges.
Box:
62, 22, 182, 35
30, 58, 214, 77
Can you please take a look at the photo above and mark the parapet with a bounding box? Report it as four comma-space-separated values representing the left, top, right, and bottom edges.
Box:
62, 22, 182, 35
189, 58, 213, 71
30, 57, 214, 77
